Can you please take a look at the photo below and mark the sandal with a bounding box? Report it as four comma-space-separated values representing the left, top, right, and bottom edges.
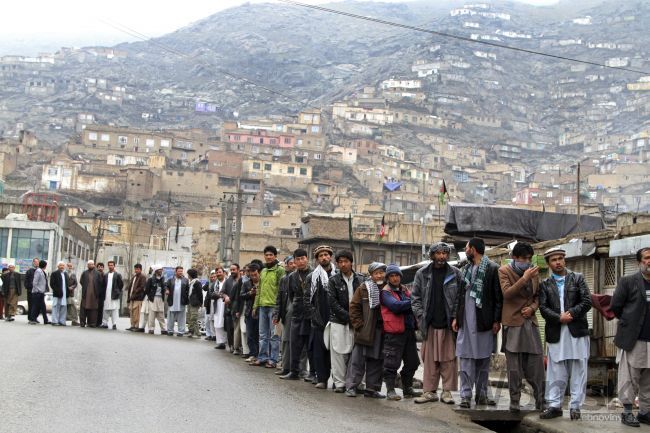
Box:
265, 362, 276, 368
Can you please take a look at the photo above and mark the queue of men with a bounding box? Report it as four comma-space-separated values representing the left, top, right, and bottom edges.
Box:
3, 244, 650, 427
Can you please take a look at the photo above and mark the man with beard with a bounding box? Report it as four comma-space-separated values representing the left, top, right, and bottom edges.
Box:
79, 260, 102, 328
412, 243, 464, 405
127, 264, 147, 332
203, 271, 218, 341
612, 247, 650, 427
165, 266, 189, 337
227, 264, 243, 354
100, 260, 123, 330
49, 261, 69, 326
306, 246, 335, 389
280, 249, 314, 381
1, 264, 23, 322
241, 263, 261, 363
146, 265, 167, 334
24, 258, 39, 323
213, 267, 228, 349
453, 238, 502, 409
66, 263, 80, 326
220, 265, 240, 351
95, 262, 106, 328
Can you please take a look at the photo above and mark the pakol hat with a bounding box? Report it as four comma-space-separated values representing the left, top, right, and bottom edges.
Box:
543, 247, 566, 261
313, 245, 334, 258
368, 262, 387, 274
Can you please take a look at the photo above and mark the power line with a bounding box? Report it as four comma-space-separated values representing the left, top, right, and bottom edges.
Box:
277, 0, 650, 76
98, 18, 322, 111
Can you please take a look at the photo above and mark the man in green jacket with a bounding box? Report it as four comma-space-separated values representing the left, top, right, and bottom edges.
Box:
252, 245, 286, 367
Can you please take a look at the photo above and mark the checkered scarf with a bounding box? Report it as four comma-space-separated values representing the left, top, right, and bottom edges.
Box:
463, 256, 490, 309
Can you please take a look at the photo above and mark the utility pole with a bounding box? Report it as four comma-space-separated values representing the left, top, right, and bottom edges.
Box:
233, 189, 243, 264
576, 162, 581, 233
420, 153, 427, 260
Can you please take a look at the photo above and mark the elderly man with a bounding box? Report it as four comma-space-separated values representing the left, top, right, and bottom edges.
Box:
127, 264, 147, 331
80, 260, 101, 328
1, 264, 23, 322
613, 247, 650, 427
203, 271, 219, 341
412, 243, 464, 405
66, 263, 80, 326
146, 265, 167, 334
50, 261, 69, 326
165, 266, 189, 337
539, 247, 592, 421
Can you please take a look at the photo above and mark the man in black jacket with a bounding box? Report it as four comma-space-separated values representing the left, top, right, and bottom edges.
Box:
453, 238, 502, 408
613, 247, 650, 427
49, 261, 69, 326
539, 247, 591, 421
273, 256, 296, 376
24, 258, 39, 322
165, 266, 189, 337
327, 250, 365, 392
241, 264, 260, 361
280, 249, 315, 381
145, 266, 167, 334
100, 260, 123, 330
2, 264, 23, 321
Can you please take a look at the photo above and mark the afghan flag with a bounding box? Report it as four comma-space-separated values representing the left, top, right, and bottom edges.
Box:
379, 214, 386, 238
439, 179, 448, 206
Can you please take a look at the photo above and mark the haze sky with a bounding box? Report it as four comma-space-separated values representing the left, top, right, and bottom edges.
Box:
0, 0, 560, 55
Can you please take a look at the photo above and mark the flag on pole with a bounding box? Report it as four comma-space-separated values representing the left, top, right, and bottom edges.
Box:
439, 179, 448, 206
348, 213, 355, 252
379, 214, 386, 238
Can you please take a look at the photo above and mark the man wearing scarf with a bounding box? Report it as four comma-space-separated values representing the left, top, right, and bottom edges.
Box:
203, 271, 218, 341
252, 246, 285, 367
498, 241, 545, 412
273, 256, 296, 376
453, 238, 502, 409
306, 245, 335, 389
613, 247, 650, 427
413, 243, 463, 405
539, 247, 591, 421
146, 265, 167, 335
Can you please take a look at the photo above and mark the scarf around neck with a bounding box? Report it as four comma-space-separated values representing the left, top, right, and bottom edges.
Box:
463, 256, 490, 309
310, 264, 335, 302
365, 279, 381, 309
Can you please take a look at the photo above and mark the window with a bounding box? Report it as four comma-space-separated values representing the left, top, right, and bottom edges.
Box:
133, 137, 139, 144
88, 132, 98, 140
546, 191, 553, 198
109, 255, 124, 266
47, 167, 58, 175
270, 138, 277, 145
297, 139, 303, 146
563, 196, 573, 204
300, 168, 307, 176
284, 138, 291, 145
314, 153, 322, 160
264, 163, 272, 171
10, 229, 50, 260
253, 162, 261, 170
107, 224, 122, 234
118, 135, 128, 145
101, 134, 110, 142
259, 138, 264, 144
146, 139, 155, 147
288, 166, 295, 174
362, 249, 385, 264
0, 228, 8, 258
160, 139, 170, 147
262, 221, 271, 227
311, 126, 320, 133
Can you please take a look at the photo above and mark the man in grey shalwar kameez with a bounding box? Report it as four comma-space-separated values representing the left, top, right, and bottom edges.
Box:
612, 247, 650, 427
453, 238, 502, 409
539, 247, 591, 421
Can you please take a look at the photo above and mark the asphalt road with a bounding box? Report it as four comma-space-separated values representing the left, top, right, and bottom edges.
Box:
1, 316, 488, 433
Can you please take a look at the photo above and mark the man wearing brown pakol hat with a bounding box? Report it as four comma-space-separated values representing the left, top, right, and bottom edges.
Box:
539, 247, 591, 421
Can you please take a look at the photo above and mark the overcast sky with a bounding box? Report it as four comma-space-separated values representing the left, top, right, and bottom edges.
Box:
1, 0, 560, 53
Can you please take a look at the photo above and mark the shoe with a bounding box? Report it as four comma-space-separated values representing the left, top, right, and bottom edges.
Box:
570, 409, 581, 420
441, 391, 455, 405
414, 391, 439, 404
241, 353, 250, 358
136, 328, 145, 333
476, 396, 497, 406
403, 387, 423, 398
315, 382, 327, 389
637, 412, 650, 425
621, 412, 640, 427
28, 321, 37, 325
100, 325, 109, 329
71, 321, 79, 326
161, 330, 168, 335
204, 337, 212, 340
251, 360, 263, 366
244, 356, 254, 362
335, 387, 345, 393
215, 344, 226, 350
112, 325, 117, 330
80, 324, 86, 328
149, 330, 154, 334
345, 388, 357, 397
275, 369, 289, 376
126, 327, 134, 331
8, 317, 15, 321
265, 362, 276, 369
311, 377, 318, 385
364, 390, 386, 399
509, 401, 521, 413
176, 333, 183, 337
304, 374, 316, 383
233, 350, 241, 356
540, 407, 563, 419
460, 398, 471, 409
387, 389, 402, 401
280, 372, 300, 380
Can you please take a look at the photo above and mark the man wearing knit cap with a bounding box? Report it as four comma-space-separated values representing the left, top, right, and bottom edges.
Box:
145, 265, 167, 334
412, 242, 463, 405
346, 262, 387, 398
306, 245, 335, 388
381, 263, 421, 401
539, 247, 591, 420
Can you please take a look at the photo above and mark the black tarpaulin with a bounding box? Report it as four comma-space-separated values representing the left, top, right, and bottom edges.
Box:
444, 203, 605, 242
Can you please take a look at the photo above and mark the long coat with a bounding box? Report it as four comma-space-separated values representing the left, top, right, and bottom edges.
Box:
612, 272, 649, 352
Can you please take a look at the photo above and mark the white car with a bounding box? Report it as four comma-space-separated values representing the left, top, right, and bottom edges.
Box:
16, 293, 79, 315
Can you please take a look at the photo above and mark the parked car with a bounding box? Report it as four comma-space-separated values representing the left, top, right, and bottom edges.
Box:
16, 293, 79, 315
